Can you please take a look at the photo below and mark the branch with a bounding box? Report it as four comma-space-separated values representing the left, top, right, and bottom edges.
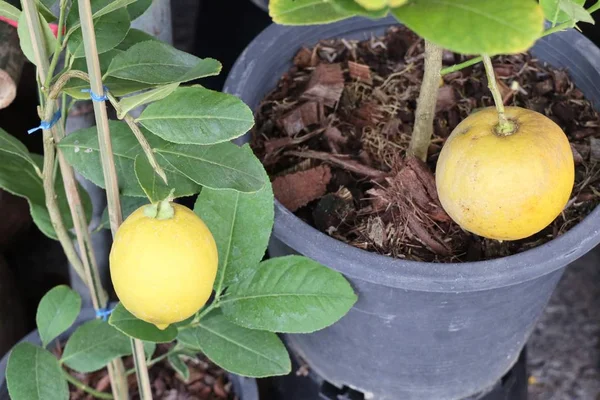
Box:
408, 40, 443, 161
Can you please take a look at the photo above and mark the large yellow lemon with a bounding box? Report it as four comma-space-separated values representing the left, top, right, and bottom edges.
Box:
110, 203, 218, 329
435, 107, 574, 241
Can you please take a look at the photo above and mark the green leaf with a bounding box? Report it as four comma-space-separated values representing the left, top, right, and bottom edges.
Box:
109, 302, 178, 343
64, 30, 158, 99
221, 256, 356, 333
178, 311, 290, 377
354, 0, 407, 9
137, 86, 254, 145
331, 0, 389, 18
541, 0, 587, 25
61, 320, 133, 373
0, 0, 20, 20
117, 83, 179, 118
0, 124, 36, 165
193, 169, 273, 291
17, 10, 57, 65
36, 285, 82, 348
559, 0, 593, 24
392, 0, 545, 55
144, 341, 156, 359
68, 7, 130, 58
93, 0, 137, 20
39, 0, 56, 9
128, 0, 153, 20
156, 142, 266, 193
58, 121, 200, 198
134, 154, 171, 203
36, 0, 56, 22
99, 196, 148, 230
116, 28, 157, 50
269, 0, 355, 25
105, 41, 222, 84
67, 0, 135, 27
168, 354, 189, 381
6, 343, 68, 400
0, 130, 91, 240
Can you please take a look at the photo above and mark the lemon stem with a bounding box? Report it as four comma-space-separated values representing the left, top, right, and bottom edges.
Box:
482, 54, 516, 136
144, 190, 176, 220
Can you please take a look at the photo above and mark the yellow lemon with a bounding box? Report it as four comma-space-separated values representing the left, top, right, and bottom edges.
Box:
110, 203, 218, 329
435, 107, 574, 241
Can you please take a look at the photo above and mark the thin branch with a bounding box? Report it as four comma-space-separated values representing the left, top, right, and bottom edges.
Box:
43, 0, 68, 89
62, 370, 114, 400
107, 93, 168, 185
482, 55, 515, 135
286, 150, 388, 179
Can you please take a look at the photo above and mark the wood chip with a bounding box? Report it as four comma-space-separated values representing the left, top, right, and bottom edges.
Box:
553, 70, 569, 93
494, 78, 514, 105
382, 118, 402, 136
272, 165, 332, 211
367, 216, 386, 247
302, 63, 344, 107
278, 101, 323, 136
493, 65, 514, 77
348, 61, 372, 84
435, 85, 456, 112
571, 143, 584, 164
313, 188, 355, 233
590, 137, 600, 162
324, 126, 347, 153
294, 47, 312, 68
534, 79, 553, 96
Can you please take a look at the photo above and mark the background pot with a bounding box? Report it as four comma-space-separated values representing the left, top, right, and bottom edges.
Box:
0, 307, 259, 400
224, 16, 600, 400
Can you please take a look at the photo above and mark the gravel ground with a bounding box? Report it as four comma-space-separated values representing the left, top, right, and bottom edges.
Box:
528, 246, 600, 400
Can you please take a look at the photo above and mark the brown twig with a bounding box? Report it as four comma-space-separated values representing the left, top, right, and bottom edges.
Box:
286, 150, 388, 179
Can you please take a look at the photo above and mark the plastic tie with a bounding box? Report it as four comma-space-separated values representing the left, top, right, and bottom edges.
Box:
81, 85, 109, 102
96, 307, 114, 321
27, 111, 61, 134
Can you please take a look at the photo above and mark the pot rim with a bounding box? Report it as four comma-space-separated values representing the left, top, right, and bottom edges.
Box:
224, 16, 600, 292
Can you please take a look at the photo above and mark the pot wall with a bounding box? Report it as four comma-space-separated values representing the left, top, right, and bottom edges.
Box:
224, 16, 600, 400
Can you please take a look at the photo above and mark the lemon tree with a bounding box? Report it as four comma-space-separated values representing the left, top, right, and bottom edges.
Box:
2, 0, 357, 398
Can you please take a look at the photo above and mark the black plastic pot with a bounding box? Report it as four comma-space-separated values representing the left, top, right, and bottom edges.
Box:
224, 16, 600, 400
267, 346, 527, 400
0, 307, 259, 400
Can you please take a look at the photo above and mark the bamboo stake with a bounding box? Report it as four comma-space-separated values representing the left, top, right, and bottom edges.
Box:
75, 0, 153, 397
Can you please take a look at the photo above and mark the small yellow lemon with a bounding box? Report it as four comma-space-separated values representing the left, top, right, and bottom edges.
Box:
110, 203, 218, 329
435, 107, 574, 241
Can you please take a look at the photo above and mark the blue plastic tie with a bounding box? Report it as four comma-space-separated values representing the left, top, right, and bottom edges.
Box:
81, 85, 108, 102
96, 307, 114, 321
27, 111, 61, 134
